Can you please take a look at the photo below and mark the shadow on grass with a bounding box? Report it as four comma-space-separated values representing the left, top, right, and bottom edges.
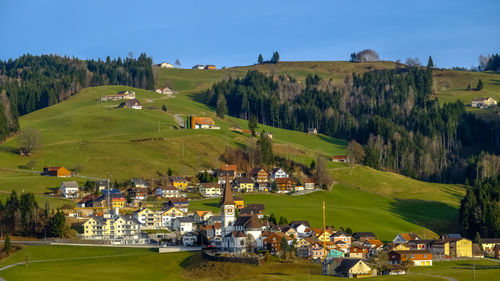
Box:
454, 263, 500, 270
389, 199, 459, 234
318, 134, 347, 147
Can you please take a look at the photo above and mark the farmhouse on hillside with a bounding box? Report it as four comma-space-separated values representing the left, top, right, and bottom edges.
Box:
155, 87, 174, 95
332, 155, 350, 163
192, 64, 204, 69
60, 181, 79, 198
158, 62, 174, 68
187, 116, 220, 129
43, 166, 71, 177
204, 65, 216, 69
100, 90, 136, 101
118, 98, 142, 109
471, 97, 497, 108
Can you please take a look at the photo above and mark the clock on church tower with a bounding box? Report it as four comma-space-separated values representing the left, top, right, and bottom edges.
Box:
225, 205, 235, 216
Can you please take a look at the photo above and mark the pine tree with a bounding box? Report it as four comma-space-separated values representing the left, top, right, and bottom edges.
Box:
248, 115, 258, 137
258, 130, 274, 165
50, 209, 66, 238
216, 93, 227, 119
271, 181, 278, 193
4, 235, 11, 253
467, 83, 472, 91
258, 54, 264, 64
167, 168, 173, 177
476, 79, 484, 91
427, 56, 434, 68
161, 104, 167, 112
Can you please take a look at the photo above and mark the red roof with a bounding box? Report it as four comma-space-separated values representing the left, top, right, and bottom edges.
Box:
332, 155, 348, 160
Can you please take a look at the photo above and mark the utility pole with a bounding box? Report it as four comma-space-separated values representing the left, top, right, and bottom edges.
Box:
323, 201, 327, 260
473, 261, 476, 281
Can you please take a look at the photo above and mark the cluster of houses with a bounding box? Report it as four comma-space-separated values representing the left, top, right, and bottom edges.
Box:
471, 97, 497, 108
98, 90, 142, 110
192, 64, 216, 70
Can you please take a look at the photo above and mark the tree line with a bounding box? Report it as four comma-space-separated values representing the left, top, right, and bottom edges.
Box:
206, 68, 500, 184
0, 53, 155, 142
0, 191, 66, 238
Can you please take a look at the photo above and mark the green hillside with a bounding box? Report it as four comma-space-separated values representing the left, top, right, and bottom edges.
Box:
0, 60, 472, 238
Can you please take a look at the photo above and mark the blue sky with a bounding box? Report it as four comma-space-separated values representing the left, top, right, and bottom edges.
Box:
1, 0, 499, 68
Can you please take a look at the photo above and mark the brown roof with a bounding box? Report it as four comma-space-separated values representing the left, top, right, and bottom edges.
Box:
332, 155, 348, 160
400, 232, 421, 241
221, 164, 237, 171
219, 174, 235, 207
191, 116, 215, 126
275, 177, 295, 184
45, 166, 62, 171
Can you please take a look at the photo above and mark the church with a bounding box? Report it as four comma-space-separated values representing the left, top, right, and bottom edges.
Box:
218, 176, 266, 253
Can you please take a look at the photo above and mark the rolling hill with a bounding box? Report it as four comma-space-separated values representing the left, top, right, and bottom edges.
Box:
0, 60, 477, 237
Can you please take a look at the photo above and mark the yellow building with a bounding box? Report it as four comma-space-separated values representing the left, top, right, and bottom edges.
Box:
233, 196, 244, 209
157, 207, 184, 229
83, 214, 141, 243
133, 208, 161, 229
169, 176, 188, 190
235, 177, 255, 192
448, 238, 472, 258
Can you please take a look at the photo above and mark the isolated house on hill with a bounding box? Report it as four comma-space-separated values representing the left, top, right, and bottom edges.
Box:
159, 62, 174, 68
471, 97, 497, 108
332, 155, 349, 163
118, 98, 142, 109
60, 181, 79, 198
43, 166, 72, 177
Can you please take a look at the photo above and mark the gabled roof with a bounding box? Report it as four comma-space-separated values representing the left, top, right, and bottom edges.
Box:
236, 177, 254, 184
275, 177, 295, 184
200, 183, 221, 189
61, 181, 79, 188
270, 168, 286, 174
247, 204, 265, 210
195, 210, 213, 217
399, 232, 421, 241
335, 259, 364, 273
169, 176, 187, 182
45, 166, 63, 171
251, 167, 267, 174
332, 155, 348, 160
131, 178, 148, 186
226, 230, 246, 238
353, 232, 376, 238
233, 215, 263, 230
221, 164, 237, 171
290, 220, 311, 228
218, 174, 235, 207
176, 216, 195, 223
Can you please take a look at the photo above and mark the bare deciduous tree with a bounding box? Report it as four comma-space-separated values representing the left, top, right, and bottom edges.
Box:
316, 156, 333, 189
405, 57, 421, 67
18, 128, 41, 156
351, 49, 380, 62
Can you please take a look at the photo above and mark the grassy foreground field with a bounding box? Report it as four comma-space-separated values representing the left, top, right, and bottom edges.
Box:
0, 245, 455, 281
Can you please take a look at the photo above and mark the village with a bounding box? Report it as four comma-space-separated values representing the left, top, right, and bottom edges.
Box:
40, 160, 500, 279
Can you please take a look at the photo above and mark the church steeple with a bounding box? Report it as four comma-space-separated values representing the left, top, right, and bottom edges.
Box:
219, 173, 235, 207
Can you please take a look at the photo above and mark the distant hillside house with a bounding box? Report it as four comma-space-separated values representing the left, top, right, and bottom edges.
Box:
204, 65, 216, 70
155, 87, 174, 95
60, 181, 79, 198
308, 128, 318, 134
471, 97, 497, 108
159, 62, 174, 68
118, 98, 142, 110
332, 155, 349, 163
100, 91, 136, 101
192, 64, 204, 70
188, 116, 219, 129
43, 166, 71, 177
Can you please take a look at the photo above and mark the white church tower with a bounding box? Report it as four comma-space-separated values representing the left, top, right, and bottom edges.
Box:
219, 175, 236, 235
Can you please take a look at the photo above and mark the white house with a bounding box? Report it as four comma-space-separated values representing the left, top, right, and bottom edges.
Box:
192, 64, 205, 70
393, 233, 421, 244
159, 62, 174, 68
60, 181, 79, 198
155, 186, 180, 198
199, 183, 222, 197
471, 97, 497, 108
182, 232, 198, 246
174, 216, 195, 234
155, 87, 174, 95
270, 168, 288, 180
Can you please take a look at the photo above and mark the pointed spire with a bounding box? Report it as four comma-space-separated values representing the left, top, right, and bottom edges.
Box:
219, 171, 235, 207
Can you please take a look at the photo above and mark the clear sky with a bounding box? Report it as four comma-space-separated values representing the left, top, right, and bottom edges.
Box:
1, 0, 499, 68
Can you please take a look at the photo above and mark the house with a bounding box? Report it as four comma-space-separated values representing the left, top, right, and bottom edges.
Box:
234, 177, 255, 192
385, 243, 411, 252
182, 232, 198, 246
82, 214, 142, 244
133, 208, 161, 229
282, 226, 298, 239
307, 128, 318, 134
240, 204, 265, 218
157, 206, 184, 229
323, 258, 376, 278
304, 178, 315, 190
352, 232, 377, 242
206, 215, 222, 226
213, 169, 236, 184
194, 211, 213, 223
221, 164, 238, 174
407, 239, 434, 251
263, 232, 293, 254
60, 181, 79, 198
128, 187, 149, 200
349, 245, 369, 258
393, 232, 421, 244
204, 65, 216, 70
203, 222, 222, 239
100, 91, 136, 101
43, 166, 71, 177
250, 167, 269, 183
275, 177, 295, 193
159, 62, 174, 68
164, 197, 189, 213
96, 180, 108, 191
77, 194, 100, 208
188, 116, 219, 129
471, 97, 497, 108
233, 196, 244, 209
363, 239, 384, 249
131, 179, 148, 188
296, 237, 315, 257
111, 194, 126, 210
174, 216, 196, 234
389, 250, 433, 266
118, 98, 142, 109
290, 220, 311, 237
155, 87, 174, 95
332, 232, 352, 247
155, 186, 181, 198
309, 243, 327, 260
169, 176, 188, 190
445, 237, 473, 258
192, 64, 204, 69
332, 155, 350, 163
480, 238, 500, 253
269, 168, 288, 180
199, 183, 222, 197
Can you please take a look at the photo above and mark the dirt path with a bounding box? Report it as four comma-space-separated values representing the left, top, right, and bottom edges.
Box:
174, 114, 185, 128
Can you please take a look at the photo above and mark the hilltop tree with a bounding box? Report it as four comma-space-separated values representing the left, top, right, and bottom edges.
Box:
248, 115, 258, 137
427, 56, 434, 68
175, 59, 181, 68
406, 57, 421, 67
258, 54, 264, 64
270, 51, 280, 64
216, 93, 228, 119
18, 128, 41, 156
476, 79, 484, 91
350, 49, 379, 62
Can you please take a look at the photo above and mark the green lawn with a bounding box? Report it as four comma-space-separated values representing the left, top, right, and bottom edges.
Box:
410, 259, 500, 281
190, 184, 457, 241
0, 245, 451, 281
